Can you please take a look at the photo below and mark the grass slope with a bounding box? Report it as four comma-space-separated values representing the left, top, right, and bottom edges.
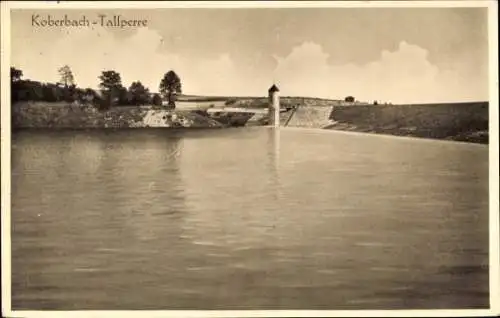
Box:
327, 102, 488, 144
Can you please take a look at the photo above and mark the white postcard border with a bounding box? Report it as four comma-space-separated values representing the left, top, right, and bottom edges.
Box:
1, 1, 498, 317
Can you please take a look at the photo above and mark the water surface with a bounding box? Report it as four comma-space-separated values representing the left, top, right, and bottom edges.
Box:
11, 128, 489, 309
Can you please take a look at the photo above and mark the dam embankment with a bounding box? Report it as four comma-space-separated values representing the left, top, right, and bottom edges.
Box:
285, 106, 333, 128
325, 102, 489, 144
11, 101, 490, 144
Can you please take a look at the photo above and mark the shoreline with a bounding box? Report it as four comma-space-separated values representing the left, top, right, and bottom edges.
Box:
10, 101, 489, 145
279, 126, 489, 147
12, 125, 489, 146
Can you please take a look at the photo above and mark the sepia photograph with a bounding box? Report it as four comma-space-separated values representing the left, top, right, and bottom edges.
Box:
1, 1, 499, 317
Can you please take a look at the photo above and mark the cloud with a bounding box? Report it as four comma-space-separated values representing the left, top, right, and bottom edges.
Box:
273, 41, 487, 103
12, 27, 487, 103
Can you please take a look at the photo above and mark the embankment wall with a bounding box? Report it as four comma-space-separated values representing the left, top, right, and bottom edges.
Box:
285, 106, 334, 128
327, 102, 489, 144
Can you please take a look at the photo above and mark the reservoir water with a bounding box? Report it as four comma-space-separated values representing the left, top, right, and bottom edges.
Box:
11, 127, 489, 310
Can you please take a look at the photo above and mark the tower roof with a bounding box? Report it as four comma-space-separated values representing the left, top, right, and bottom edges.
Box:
268, 84, 280, 93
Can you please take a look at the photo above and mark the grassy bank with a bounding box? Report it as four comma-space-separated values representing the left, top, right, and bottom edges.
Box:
11, 102, 225, 129
326, 102, 489, 144
10, 100, 490, 145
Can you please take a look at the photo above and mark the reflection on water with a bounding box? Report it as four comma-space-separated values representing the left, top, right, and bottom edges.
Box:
11, 128, 489, 309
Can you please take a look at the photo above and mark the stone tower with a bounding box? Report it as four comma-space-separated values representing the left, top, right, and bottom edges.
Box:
268, 84, 280, 127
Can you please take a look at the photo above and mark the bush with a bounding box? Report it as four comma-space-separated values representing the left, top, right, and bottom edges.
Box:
345, 96, 355, 103
94, 98, 111, 111
42, 84, 61, 102
63, 86, 77, 103
152, 94, 163, 106
225, 98, 237, 106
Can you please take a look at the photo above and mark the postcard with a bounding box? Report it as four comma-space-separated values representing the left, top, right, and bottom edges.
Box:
1, 1, 498, 317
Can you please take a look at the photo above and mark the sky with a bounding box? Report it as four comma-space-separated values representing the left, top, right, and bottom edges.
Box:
10, 7, 490, 103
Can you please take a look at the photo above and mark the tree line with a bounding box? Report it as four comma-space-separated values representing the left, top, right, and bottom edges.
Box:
10, 65, 183, 110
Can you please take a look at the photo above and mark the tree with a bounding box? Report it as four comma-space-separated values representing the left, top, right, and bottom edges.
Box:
11, 67, 23, 82
159, 70, 182, 108
23, 81, 44, 101
344, 96, 355, 103
57, 66, 77, 102
128, 81, 150, 105
99, 70, 122, 91
152, 93, 163, 106
42, 84, 61, 102
10, 67, 24, 103
116, 86, 132, 106
98, 70, 123, 108
65, 84, 79, 102
82, 88, 97, 101
58, 65, 75, 88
